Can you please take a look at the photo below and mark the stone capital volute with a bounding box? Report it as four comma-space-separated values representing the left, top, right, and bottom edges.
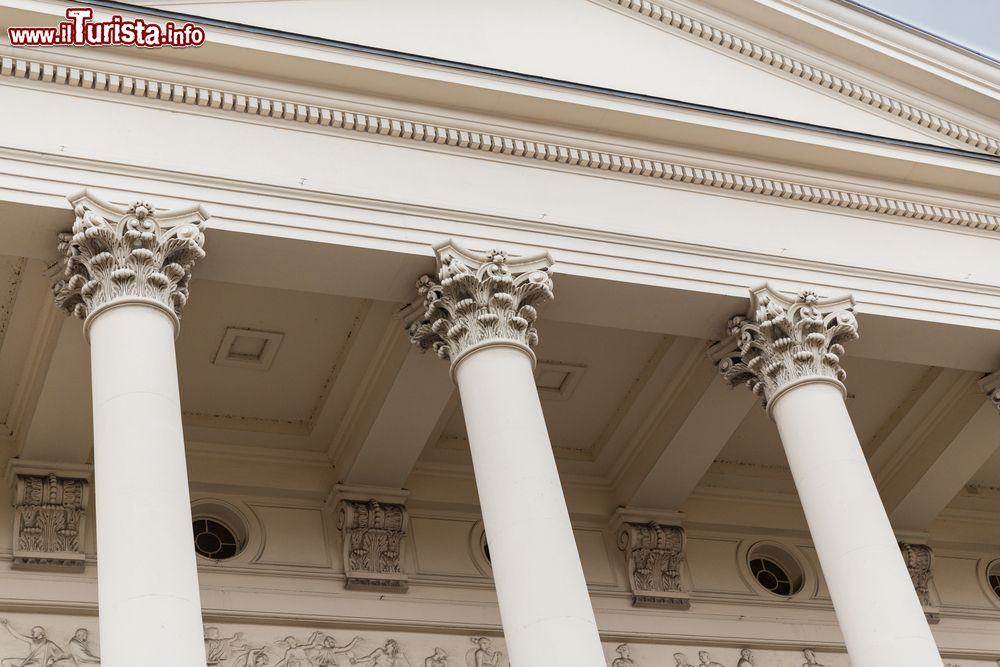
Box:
709, 284, 860, 415
978, 369, 1000, 412
404, 240, 554, 375
52, 190, 208, 338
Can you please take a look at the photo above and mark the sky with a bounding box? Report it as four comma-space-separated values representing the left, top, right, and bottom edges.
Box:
853, 0, 1000, 60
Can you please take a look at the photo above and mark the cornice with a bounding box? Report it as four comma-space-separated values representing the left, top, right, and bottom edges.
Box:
2, 53, 1000, 236
600, 0, 1000, 156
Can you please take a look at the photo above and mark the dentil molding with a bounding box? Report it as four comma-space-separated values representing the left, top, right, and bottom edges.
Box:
710, 284, 859, 412
406, 241, 554, 368
2, 54, 1000, 235
599, 0, 1000, 156
52, 190, 208, 334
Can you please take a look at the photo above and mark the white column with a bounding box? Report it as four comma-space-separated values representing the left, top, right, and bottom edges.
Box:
713, 285, 942, 667
407, 242, 605, 667
54, 191, 209, 667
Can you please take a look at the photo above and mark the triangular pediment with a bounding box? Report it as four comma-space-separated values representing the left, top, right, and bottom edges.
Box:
141, 0, 995, 152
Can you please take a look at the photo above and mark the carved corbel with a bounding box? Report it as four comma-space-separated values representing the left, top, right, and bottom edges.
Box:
6, 461, 92, 571
613, 508, 690, 609
330, 485, 409, 593
898, 538, 939, 624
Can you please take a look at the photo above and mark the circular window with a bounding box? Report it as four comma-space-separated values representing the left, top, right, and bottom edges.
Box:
193, 518, 240, 560
988, 561, 1000, 600
190, 500, 249, 561
747, 543, 804, 597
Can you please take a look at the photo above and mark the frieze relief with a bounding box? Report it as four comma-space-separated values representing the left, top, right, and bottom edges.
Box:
3, 621, 1000, 666
11, 471, 89, 571
0, 619, 99, 665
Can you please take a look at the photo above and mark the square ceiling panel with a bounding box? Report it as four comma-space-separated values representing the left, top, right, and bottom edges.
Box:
437, 319, 667, 460
176, 279, 366, 434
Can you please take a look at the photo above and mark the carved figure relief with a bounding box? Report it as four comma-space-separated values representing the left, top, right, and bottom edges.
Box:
336, 499, 409, 593
1, 623, 872, 667
612, 644, 636, 667
305, 634, 360, 666
618, 522, 689, 609
205, 627, 245, 665
11, 473, 89, 571
465, 637, 506, 667
802, 649, 824, 666
231, 646, 269, 667
53, 193, 207, 324
407, 242, 554, 364
713, 286, 859, 409
698, 651, 725, 667
354, 639, 410, 667
423, 648, 448, 667
0, 620, 99, 666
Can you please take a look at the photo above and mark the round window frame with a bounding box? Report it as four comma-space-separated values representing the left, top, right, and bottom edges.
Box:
469, 521, 493, 577
190, 498, 257, 564
976, 558, 1000, 608
737, 540, 814, 601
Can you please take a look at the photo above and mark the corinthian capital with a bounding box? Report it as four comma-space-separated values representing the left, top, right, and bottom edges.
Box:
710, 284, 859, 410
53, 190, 208, 333
406, 240, 554, 366
978, 369, 1000, 412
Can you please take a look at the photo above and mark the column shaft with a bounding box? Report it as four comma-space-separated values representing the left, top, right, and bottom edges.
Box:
89, 304, 205, 666
454, 345, 605, 667
771, 381, 942, 667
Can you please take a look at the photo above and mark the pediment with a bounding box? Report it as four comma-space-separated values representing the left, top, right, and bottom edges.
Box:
139, 0, 996, 152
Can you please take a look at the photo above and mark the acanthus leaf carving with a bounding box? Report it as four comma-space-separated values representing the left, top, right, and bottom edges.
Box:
336, 499, 409, 593
618, 522, 689, 609
978, 369, 1000, 413
406, 241, 554, 365
52, 190, 208, 329
711, 285, 859, 410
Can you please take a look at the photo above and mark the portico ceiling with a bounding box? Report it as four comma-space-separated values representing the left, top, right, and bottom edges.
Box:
2, 250, 1000, 528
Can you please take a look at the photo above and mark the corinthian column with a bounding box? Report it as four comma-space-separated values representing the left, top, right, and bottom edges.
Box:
711, 285, 942, 667
407, 241, 604, 667
54, 191, 208, 667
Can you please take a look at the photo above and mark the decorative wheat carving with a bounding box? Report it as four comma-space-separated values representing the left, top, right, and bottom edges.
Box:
899, 542, 934, 606
337, 499, 409, 593
618, 522, 689, 609
53, 190, 207, 326
407, 241, 554, 364
11, 472, 89, 571
712, 285, 859, 409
